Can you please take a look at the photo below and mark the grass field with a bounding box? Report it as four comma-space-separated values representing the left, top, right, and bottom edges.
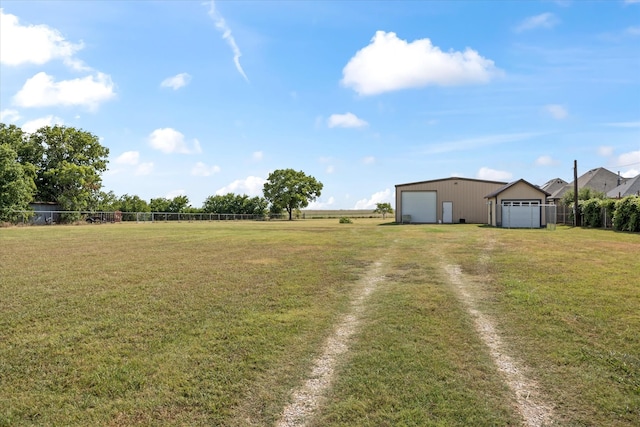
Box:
1, 220, 638, 426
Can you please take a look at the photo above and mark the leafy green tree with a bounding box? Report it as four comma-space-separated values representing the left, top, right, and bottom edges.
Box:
561, 188, 605, 206
0, 143, 36, 221
202, 193, 267, 216
168, 195, 190, 213
373, 202, 394, 219
117, 194, 150, 220
263, 169, 323, 220
149, 197, 171, 213
28, 125, 109, 211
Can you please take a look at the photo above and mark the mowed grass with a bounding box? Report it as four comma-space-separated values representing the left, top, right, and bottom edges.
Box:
1, 221, 638, 426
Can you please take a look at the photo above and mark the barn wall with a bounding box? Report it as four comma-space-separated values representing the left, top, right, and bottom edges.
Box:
395, 178, 506, 224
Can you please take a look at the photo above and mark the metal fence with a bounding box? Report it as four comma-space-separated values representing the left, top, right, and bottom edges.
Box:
7, 210, 282, 225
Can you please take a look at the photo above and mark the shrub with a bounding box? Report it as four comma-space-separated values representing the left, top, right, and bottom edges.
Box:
613, 196, 640, 232
580, 198, 603, 228
339, 217, 353, 224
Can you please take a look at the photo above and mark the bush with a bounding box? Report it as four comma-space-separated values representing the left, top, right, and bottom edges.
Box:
613, 196, 640, 232
339, 217, 353, 224
580, 198, 603, 228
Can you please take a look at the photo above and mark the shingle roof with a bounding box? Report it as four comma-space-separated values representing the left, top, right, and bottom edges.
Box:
548, 167, 619, 200
607, 175, 640, 198
541, 178, 568, 195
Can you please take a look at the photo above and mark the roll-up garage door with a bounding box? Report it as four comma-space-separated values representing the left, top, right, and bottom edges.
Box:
502, 201, 540, 228
402, 191, 437, 223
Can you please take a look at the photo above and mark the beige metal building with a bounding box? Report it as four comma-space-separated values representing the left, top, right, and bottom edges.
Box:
395, 177, 507, 224
485, 179, 550, 228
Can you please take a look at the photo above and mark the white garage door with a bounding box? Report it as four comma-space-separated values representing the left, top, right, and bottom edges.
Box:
402, 191, 437, 223
502, 201, 540, 228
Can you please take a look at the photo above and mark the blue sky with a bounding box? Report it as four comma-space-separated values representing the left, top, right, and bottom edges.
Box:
1, 0, 639, 209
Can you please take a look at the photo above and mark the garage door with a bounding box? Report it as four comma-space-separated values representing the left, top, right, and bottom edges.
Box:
402, 191, 437, 223
502, 201, 540, 228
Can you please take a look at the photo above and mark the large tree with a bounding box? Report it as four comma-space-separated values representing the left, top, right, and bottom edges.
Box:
28, 125, 109, 211
263, 169, 322, 220
0, 124, 37, 221
202, 193, 268, 216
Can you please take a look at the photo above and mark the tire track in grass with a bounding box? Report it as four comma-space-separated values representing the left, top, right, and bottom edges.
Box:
444, 262, 555, 427
276, 261, 385, 427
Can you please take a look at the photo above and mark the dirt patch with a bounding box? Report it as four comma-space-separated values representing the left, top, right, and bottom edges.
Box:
276, 261, 385, 427
444, 264, 554, 427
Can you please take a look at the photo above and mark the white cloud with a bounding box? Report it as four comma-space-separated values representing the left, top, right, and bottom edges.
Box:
135, 162, 154, 176
535, 155, 559, 166
252, 151, 263, 161
0, 9, 85, 69
307, 196, 336, 209
21, 115, 64, 133
545, 104, 568, 120
206, 1, 249, 82
617, 150, 640, 168
603, 121, 640, 128
476, 167, 512, 181
13, 72, 115, 110
362, 156, 375, 165
115, 151, 140, 165
327, 112, 369, 128
148, 128, 201, 154
354, 188, 393, 209
216, 176, 265, 196
0, 109, 20, 123
515, 13, 560, 33
621, 169, 639, 178
341, 31, 501, 96
598, 146, 614, 157
325, 165, 335, 174
165, 189, 186, 199
161, 73, 191, 90
191, 161, 221, 176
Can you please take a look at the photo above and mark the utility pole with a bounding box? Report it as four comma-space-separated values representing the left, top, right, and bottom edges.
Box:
574, 160, 580, 226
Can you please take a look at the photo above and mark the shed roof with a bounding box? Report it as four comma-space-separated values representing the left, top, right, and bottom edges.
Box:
485, 179, 550, 199
396, 176, 507, 188
607, 175, 640, 198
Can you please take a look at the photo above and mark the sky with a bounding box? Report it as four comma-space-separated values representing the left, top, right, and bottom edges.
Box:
1, 0, 639, 209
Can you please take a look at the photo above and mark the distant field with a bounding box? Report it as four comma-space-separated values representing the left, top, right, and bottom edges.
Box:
0, 221, 638, 426
300, 209, 384, 218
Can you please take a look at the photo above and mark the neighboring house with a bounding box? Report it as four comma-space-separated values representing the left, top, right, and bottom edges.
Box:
607, 175, 640, 198
540, 178, 568, 196
548, 167, 620, 203
485, 179, 551, 228
395, 177, 507, 224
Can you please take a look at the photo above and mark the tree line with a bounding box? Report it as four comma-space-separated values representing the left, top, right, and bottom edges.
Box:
1, 123, 325, 222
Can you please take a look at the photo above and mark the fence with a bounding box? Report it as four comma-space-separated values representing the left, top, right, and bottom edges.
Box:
7, 210, 282, 225
555, 205, 614, 228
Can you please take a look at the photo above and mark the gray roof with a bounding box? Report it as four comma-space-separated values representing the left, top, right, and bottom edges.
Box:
549, 167, 620, 200
541, 178, 568, 195
485, 179, 550, 199
607, 175, 640, 198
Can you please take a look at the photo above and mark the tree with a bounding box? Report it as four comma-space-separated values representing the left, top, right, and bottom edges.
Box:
28, 125, 109, 211
263, 169, 322, 220
561, 188, 605, 206
373, 202, 394, 219
149, 197, 171, 213
0, 143, 36, 221
202, 193, 268, 216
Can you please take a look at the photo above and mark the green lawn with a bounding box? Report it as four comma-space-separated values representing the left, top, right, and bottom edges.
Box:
0, 221, 638, 426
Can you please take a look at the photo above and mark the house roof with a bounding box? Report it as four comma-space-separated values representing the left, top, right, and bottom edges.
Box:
541, 178, 568, 195
607, 175, 640, 198
548, 167, 619, 200
485, 179, 550, 199
396, 176, 507, 188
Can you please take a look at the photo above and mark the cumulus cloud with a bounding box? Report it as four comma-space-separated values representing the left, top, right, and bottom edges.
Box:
135, 162, 154, 176
161, 73, 191, 90
191, 161, 221, 176
515, 13, 560, 33
0, 9, 86, 70
115, 151, 140, 165
0, 109, 21, 123
21, 115, 64, 133
354, 188, 393, 209
206, 1, 249, 82
535, 155, 559, 166
617, 150, 640, 168
215, 176, 265, 196
13, 72, 115, 110
341, 31, 501, 96
477, 167, 512, 181
327, 112, 368, 128
362, 156, 375, 165
545, 104, 568, 120
148, 128, 201, 154
598, 146, 614, 157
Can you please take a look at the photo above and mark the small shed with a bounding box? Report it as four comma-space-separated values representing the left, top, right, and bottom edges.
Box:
395, 177, 507, 224
485, 180, 550, 228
